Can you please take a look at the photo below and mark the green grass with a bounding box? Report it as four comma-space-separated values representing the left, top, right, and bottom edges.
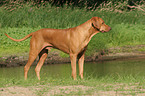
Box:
1, 75, 145, 95
0, 6, 144, 28
1, 70, 145, 87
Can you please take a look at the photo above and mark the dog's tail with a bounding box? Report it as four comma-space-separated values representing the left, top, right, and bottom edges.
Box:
5, 33, 33, 42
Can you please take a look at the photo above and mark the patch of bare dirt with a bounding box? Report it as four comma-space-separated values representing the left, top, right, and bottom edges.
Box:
44, 85, 92, 95
1, 84, 145, 96
0, 86, 37, 96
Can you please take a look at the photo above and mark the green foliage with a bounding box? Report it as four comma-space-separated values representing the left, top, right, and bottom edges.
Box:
0, 27, 40, 56
1, 0, 144, 11
0, 3, 144, 28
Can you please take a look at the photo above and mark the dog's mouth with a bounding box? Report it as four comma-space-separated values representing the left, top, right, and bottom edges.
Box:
100, 27, 111, 33
101, 30, 105, 33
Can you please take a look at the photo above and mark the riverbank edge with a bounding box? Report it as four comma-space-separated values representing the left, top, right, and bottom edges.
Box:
1, 51, 145, 67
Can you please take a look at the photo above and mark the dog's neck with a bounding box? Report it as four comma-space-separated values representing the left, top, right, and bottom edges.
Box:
78, 19, 99, 39
73, 20, 100, 48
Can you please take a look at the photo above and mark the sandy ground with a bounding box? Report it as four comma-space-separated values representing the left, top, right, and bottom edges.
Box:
1, 84, 145, 96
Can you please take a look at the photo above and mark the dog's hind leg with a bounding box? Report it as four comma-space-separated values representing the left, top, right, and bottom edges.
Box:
24, 37, 40, 80
35, 48, 48, 80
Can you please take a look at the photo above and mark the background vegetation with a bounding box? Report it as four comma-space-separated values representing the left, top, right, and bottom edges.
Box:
0, 0, 145, 57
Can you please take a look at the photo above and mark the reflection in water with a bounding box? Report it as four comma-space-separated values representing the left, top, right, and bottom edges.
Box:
0, 59, 145, 79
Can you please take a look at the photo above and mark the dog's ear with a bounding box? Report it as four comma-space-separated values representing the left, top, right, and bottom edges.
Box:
91, 17, 101, 29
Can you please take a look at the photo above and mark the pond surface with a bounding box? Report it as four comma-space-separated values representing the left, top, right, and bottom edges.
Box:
0, 59, 145, 79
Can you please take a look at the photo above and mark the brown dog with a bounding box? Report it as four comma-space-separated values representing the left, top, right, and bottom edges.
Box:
5, 17, 111, 80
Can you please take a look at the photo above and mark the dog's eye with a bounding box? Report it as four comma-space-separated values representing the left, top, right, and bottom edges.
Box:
102, 22, 104, 24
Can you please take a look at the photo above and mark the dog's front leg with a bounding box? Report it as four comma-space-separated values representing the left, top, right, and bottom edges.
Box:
78, 54, 84, 79
70, 54, 77, 80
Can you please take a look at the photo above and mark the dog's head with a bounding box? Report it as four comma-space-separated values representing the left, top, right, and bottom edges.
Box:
91, 17, 111, 33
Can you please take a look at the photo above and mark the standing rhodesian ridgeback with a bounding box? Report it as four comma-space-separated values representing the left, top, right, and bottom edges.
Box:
5, 17, 111, 80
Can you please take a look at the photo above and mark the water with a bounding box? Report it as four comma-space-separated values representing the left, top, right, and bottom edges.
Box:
0, 59, 145, 79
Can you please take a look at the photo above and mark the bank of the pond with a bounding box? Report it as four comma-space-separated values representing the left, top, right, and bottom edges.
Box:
1, 45, 145, 67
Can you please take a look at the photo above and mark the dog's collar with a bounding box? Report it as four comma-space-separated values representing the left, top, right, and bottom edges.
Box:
92, 23, 99, 31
